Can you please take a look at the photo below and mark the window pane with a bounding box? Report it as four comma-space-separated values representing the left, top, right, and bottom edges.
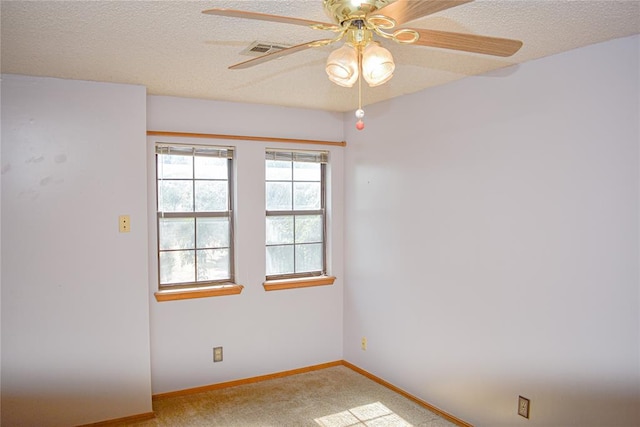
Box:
266, 160, 291, 180
295, 243, 323, 273
159, 218, 194, 250
265, 151, 326, 279
197, 217, 229, 249
159, 250, 195, 284
293, 182, 321, 210
195, 156, 227, 180
266, 182, 292, 210
158, 180, 193, 212
295, 215, 322, 243
293, 162, 320, 181
156, 144, 235, 288
158, 154, 193, 179
197, 249, 229, 281
266, 216, 294, 245
195, 181, 228, 212
266, 245, 294, 275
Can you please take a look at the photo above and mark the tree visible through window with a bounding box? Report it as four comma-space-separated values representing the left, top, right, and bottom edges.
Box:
265, 150, 328, 280
156, 144, 234, 288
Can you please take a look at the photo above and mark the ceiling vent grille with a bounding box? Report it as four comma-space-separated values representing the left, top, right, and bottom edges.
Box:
240, 41, 291, 56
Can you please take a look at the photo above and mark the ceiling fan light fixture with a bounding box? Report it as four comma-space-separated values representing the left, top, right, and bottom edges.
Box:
326, 43, 359, 87
362, 41, 395, 87
204, 0, 524, 130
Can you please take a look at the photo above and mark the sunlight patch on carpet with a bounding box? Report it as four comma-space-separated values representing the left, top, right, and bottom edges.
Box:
314, 401, 412, 427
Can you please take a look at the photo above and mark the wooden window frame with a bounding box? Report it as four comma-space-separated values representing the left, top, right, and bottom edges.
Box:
154, 143, 242, 302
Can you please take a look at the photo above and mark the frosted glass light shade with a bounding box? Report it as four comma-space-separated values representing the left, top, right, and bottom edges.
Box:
362, 42, 395, 87
326, 44, 359, 87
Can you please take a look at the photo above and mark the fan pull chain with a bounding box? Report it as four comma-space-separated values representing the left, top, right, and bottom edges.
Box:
355, 44, 365, 131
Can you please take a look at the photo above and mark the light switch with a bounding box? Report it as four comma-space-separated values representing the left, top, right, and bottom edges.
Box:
213, 346, 223, 362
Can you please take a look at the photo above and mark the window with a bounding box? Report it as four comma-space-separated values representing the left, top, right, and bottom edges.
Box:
155, 143, 234, 291
265, 150, 330, 284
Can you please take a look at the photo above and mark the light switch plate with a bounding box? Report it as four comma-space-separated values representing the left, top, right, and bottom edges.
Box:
213, 346, 223, 363
518, 396, 530, 419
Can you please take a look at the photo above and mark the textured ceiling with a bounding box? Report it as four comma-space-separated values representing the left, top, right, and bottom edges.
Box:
1, 0, 639, 112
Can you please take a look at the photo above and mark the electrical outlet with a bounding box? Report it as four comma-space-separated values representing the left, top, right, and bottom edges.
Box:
119, 215, 130, 233
213, 346, 223, 363
361, 337, 367, 351
518, 396, 530, 419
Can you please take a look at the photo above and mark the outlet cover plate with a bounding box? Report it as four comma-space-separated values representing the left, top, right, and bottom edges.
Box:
119, 215, 130, 233
518, 396, 530, 419
213, 346, 223, 363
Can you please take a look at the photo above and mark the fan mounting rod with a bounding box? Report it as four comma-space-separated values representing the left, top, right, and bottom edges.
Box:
324, 0, 394, 24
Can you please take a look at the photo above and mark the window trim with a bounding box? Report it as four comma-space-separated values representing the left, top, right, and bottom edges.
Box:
148, 130, 346, 147
263, 276, 335, 292
155, 283, 244, 302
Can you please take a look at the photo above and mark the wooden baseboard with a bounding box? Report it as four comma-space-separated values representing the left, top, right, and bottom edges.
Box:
153, 360, 343, 400
341, 360, 473, 427
77, 411, 155, 426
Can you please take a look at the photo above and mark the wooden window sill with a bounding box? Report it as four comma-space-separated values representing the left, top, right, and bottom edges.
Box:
155, 283, 244, 302
263, 276, 336, 292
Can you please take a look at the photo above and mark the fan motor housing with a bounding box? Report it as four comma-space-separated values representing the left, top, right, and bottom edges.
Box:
323, 0, 394, 24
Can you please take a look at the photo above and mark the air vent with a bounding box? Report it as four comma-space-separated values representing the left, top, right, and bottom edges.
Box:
240, 41, 291, 57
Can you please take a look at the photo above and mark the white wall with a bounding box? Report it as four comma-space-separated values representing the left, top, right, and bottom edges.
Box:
146, 97, 345, 394
1, 75, 152, 425
2, 34, 637, 427
0, 71, 3, 417
343, 35, 639, 427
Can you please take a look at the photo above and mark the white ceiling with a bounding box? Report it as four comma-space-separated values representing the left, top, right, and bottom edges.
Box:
1, 0, 639, 112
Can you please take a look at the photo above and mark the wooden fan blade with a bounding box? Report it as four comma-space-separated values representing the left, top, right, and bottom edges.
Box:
229, 40, 331, 70
410, 28, 523, 57
373, 0, 473, 27
202, 8, 339, 30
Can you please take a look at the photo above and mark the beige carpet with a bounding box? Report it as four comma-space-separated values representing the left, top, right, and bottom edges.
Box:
124, 366, 458, 426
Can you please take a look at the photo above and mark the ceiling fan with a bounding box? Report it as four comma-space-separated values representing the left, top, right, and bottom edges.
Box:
203, 0, 523, 129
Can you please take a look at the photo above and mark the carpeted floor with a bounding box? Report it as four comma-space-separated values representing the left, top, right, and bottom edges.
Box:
125, 365, 458, 426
